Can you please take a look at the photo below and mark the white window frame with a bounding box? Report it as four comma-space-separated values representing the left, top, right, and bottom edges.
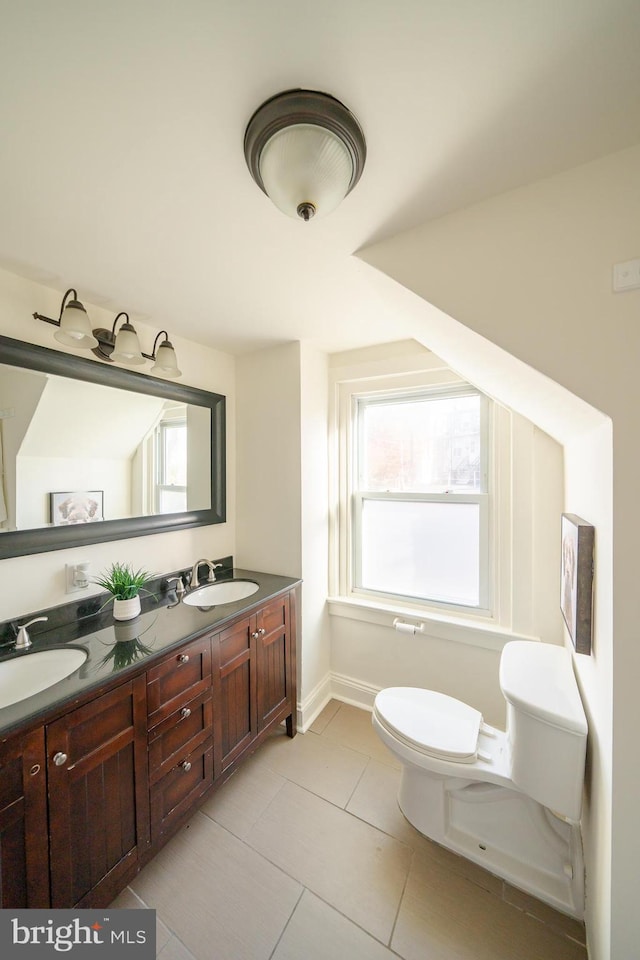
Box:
155, 417, 187, 514
349, 384, 492, 616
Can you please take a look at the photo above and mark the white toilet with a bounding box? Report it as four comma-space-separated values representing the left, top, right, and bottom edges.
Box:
372, 640, 588, 919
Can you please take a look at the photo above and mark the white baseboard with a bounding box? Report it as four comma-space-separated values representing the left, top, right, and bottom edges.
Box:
297, 672, 382, 730
297, 673, 333, 732
329, 672, 381, 712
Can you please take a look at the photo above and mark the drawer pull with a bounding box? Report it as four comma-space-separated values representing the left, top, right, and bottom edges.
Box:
181, 760, 192, 773
53, 752, 68, 767
180, 707, 192, 719
178, 653, 190, 663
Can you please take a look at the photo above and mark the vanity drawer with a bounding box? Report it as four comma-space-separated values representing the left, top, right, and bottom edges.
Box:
148, 690, 213, 785
150, 738, 214, 841
147, 637, 212, 725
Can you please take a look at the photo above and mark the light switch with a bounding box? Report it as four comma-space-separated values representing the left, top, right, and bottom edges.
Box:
613, 258, 640, 292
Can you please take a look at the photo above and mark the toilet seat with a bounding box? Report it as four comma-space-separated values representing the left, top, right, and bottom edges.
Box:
374, 687, 483, 763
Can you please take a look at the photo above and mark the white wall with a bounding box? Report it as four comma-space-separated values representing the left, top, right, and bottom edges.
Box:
235, 341, 333, 722
299, 343, 331, 722
17, 456, 130, 527
0, 267, 236, 621
360, 143, 640, 960
235, 342, 302, 578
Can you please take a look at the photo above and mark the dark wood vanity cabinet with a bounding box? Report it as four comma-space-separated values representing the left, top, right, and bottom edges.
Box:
0, 585, 297, 909
214, 615, 256, 772
147, 636, 215, 842
46, 676, 150, 908
213, 592, 296, 774
0, 727, 49, 908
255, 593, 295, 736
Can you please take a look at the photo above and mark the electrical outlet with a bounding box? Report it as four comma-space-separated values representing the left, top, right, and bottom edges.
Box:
65, 561, 91, 594
613, 258, 640, 292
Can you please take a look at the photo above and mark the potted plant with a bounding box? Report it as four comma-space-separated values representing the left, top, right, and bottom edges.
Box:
94, 562, 153, 621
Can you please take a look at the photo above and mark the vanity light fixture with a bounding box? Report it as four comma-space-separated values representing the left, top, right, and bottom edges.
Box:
92, 315, 182, 378
148, 331, 182, 379
34, 291, 182, 378
244, 88, 366, 221
95, 312, 146, 366
33, 288, 98, 348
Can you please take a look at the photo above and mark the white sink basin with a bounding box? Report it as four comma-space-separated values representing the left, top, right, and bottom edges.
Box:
0, 647, 88, 710
183, 580, 260, 607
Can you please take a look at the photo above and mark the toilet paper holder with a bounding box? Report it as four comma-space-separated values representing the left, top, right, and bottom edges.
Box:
393, 617, 425, 636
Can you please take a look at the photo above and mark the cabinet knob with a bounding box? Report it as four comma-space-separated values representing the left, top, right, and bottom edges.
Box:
178, 653, 190, 663
180, 707, 191, 719
29, 763, 41, 776
259, 628, 266, 636
251, 631, 260, 639
52, 752, 68, 767
181, 760, 192, 773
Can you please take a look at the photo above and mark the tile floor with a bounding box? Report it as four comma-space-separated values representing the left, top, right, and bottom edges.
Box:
111, 700, 588, 959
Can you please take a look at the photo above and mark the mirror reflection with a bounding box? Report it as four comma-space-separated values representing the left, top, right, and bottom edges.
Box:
0, 365, 211, 532
0, 334, 225, 560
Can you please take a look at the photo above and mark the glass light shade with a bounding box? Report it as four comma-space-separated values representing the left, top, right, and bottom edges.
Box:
151, 341, 181, 378
259, 123, 353, 219
54, 300, 98, 348
110, 323, 145, 365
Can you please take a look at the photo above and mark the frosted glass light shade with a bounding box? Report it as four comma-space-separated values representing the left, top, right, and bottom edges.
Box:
244, 90, 366, 221
259, 124, 353, 219
110, 323, 145, 365
54, 300, 98, 348
151, 340, 181, 378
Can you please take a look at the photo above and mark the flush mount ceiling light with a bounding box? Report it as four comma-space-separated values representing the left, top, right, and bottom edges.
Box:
34, 290, 182, 378
244, 88, 366, 221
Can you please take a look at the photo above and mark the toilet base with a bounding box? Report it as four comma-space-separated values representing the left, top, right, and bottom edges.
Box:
398, 764, 584, 920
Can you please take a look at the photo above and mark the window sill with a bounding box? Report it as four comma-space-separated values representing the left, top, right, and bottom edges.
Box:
327, 596, 539, 652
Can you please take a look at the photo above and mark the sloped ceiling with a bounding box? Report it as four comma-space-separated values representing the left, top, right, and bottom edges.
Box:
0, 1, 639, 355
19, 376, 166, 459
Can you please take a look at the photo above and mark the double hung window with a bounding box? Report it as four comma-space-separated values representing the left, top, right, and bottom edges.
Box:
156, 418, 187, 514
351, 386, 490, 612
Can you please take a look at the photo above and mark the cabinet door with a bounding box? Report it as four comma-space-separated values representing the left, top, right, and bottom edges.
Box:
213, 616, 257, 771
0, 727, 49, 907
47, 676, 150, 908
256, 594, 294, 733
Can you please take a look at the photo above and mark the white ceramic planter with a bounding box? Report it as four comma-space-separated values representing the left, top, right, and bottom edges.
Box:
112, 596, 141, 621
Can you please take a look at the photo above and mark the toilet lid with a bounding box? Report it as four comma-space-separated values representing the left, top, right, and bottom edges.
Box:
374, 687, 483, 762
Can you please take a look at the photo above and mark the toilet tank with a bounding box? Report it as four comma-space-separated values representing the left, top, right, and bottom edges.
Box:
500, 641, 588, 821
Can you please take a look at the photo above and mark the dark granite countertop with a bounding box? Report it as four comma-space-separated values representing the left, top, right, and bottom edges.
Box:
0, 567, 300, 738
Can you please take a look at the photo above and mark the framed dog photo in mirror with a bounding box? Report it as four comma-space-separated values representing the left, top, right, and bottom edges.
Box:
561, 513, 594, 655
50, 490, 104, 526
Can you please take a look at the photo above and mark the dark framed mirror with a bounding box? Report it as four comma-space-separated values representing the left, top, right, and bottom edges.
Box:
0, 335, 226, 559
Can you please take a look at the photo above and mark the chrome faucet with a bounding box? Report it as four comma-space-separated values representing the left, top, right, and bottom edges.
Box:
15, 616, 48, 650
166, 576, 186, 597
191, 559, 223, 587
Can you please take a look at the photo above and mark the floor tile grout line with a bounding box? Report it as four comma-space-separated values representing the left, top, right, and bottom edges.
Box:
386, 842, 417, 953
266, 885, 306, 960
157, 931, 198, 960
290, 885, 409, 957
343, 753, 371, 809
202, 782, 412, 950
